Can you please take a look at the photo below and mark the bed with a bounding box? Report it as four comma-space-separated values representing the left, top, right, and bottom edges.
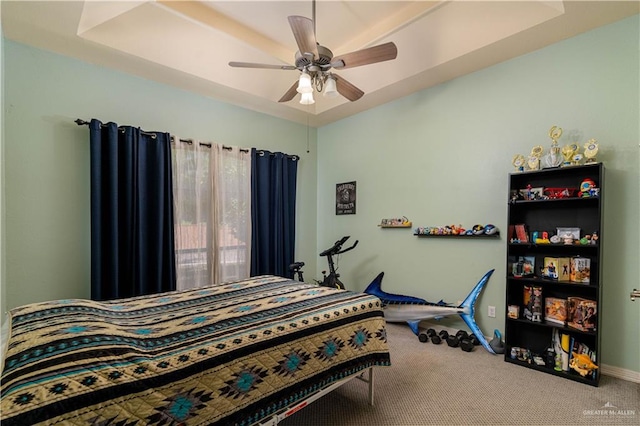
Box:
0, 275, 390, 425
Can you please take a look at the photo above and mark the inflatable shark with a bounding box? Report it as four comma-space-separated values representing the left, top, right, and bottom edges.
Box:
364, 269, 496, 354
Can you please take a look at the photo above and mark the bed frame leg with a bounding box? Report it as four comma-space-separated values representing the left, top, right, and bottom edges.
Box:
368, 367, 374, 406
356, 367, 375, 406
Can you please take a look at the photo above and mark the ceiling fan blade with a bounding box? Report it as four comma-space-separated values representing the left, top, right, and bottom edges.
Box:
288, 16, 319, 60
331, 42, 398, 70
335, 75, 364, 102
278, 81, 299, 103
229, 61, 297, 70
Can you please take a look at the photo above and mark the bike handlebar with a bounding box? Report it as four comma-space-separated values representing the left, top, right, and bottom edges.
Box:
289, 261, 305, 271
338, 239, 358, 254
319, 236, 358, 257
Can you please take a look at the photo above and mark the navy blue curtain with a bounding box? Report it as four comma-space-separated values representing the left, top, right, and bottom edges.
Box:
250, 149, 298, 278
90, 119, 176, 300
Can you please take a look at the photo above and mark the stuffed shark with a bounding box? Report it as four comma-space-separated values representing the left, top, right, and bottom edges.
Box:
364, 269, 496, 354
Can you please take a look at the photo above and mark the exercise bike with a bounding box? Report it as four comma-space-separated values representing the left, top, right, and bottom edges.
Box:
289, 236, 358, 290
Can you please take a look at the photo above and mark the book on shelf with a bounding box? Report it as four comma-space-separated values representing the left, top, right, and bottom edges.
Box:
542, 257, 571, 281
523, 285, 543, 322
512, 256, 535, 278
570, 257, 591, 283
544, 297, 567, 325
514, 224, 528, 242
567, 297, 597, 331
508, 305, 520, 319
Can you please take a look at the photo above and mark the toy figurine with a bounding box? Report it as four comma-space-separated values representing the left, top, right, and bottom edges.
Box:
531, 287, 543, 322
570, 353, 599, 377
580, 178, 596, 197
591, 231, 599, 245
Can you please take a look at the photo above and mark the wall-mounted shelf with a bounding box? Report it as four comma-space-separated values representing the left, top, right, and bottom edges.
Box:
379, 217, 412, 228
414, 233, 500, 238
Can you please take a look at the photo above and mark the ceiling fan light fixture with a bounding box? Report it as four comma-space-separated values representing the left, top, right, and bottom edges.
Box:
323, 75, 338, 98
296, 71, 313, 94
300, 92, 315, 105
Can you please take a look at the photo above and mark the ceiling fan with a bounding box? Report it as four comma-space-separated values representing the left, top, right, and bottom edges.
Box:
228, 0, 398, 104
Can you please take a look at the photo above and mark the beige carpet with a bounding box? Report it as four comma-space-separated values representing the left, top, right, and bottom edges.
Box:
280, 323, 639, 425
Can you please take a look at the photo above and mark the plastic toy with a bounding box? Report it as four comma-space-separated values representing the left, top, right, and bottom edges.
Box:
472, 224, 485, 235
580, 178, 597, 197
364, 269, 498, 354
484, 224, 497, 235
570, 353, 599, 377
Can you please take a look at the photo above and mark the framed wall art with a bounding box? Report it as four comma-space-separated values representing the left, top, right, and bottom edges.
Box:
336, 181, 356, 215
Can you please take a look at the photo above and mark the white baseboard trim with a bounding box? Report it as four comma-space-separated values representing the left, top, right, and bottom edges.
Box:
601, 364, 640, 383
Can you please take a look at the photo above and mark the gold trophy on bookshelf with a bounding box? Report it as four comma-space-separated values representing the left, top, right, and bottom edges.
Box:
512, 154, 526, 172
527, 145, 544, 170
561, 143, 578, 167
584, 139, 599, 163
543, 126, 563, 168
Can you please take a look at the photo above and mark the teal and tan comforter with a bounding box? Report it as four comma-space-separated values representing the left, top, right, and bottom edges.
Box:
1, 275, 390, 425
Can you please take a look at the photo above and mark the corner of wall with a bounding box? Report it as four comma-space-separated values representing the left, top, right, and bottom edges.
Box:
0, 14, 6, 323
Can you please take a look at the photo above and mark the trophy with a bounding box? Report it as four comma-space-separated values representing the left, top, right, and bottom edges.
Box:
512, 154, 526, 172
572, 152, 583, 166
584, 139, 599, 163
527, 145, 543, 170
543, 126, 563, 168
561, 144, 578, 167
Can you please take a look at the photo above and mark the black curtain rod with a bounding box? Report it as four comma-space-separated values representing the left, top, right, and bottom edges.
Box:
169, 136, 249, 153
257, 150, 299, 161
76, 119, 297, 160
75, 118, 159, 139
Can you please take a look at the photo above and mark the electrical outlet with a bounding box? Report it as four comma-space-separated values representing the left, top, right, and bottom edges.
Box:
488, 306, 496, 318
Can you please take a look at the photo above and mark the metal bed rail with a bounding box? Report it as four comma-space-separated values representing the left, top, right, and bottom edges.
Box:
256, 367, 376, 426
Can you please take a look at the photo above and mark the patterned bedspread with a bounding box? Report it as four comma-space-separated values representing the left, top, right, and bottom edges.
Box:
0, 275, 390, 425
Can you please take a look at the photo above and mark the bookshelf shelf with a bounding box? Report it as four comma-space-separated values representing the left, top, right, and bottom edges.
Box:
505, 163, 603, 386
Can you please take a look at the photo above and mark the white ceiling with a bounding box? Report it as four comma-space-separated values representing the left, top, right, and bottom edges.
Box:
2, 1, 638, 127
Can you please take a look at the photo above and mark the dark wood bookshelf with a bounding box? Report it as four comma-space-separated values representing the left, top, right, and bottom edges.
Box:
505, 163, 603, 386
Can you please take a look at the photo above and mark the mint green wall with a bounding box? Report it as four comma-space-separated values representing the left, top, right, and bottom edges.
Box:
318, 16, 639, 372
1, 16, 638, 374
2, 40, 317, 310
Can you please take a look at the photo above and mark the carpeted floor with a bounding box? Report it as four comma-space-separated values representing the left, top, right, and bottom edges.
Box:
280, 323, 639, 425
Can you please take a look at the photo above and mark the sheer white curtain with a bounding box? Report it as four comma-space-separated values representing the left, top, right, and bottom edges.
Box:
211, 144, 251, 283
172, 139, 251, 290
